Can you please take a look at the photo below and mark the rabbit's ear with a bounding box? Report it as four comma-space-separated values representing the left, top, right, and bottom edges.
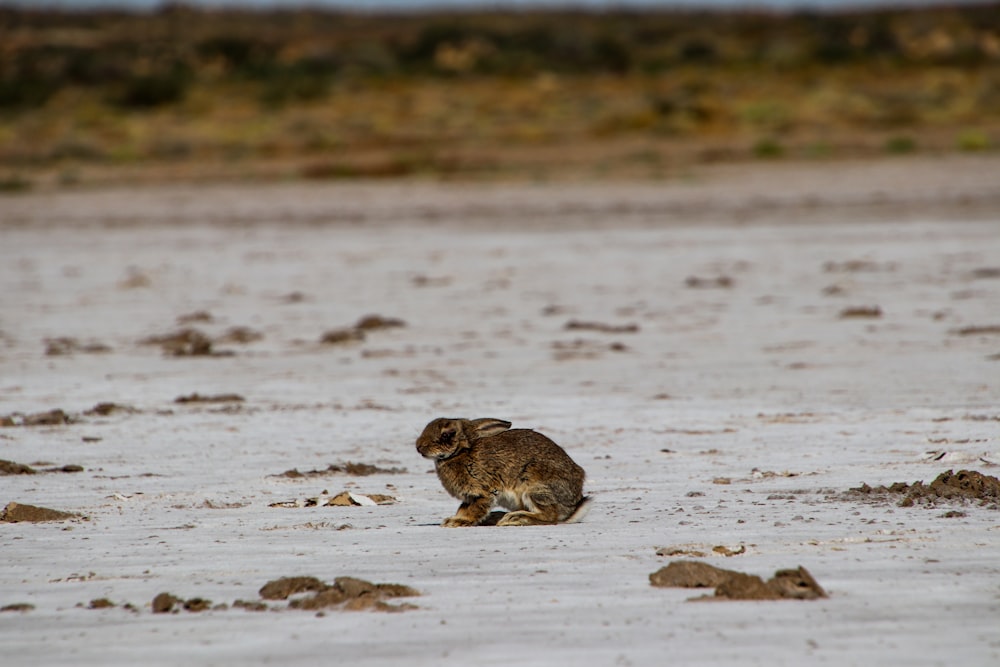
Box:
467, 418, 512, 439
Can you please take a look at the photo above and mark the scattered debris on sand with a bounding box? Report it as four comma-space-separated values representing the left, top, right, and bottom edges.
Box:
44, 337, 112, 356
1, 460, 82, 475
0, 409, 73, 427
139, 328, 233, 357
839, 306, 882, 319
176, 311, 214, 324
268, 490, 397, 508
321, 315, 407, 346
84, 402, 137, 416
274, 462, 407, 478
850, 469, 1000, 507
552, 339, 628, 361
969, 267, 1000, 280
216, 326, 263, 344
951, 325, 1000, 336
564, 320, 639, 334
355, 315, 407, 331
1, 502, 78, 523
320, 328, 366, 345
174, 393, 245, 404
685, 275, 734, 289
823, 260, 893, 273
151, 593, 215, 613
1, 460, 36, 475
649, 561, 827, 601
259, 575, 419, 612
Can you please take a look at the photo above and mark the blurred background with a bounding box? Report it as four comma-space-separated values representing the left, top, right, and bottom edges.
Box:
1, 0, 998, 189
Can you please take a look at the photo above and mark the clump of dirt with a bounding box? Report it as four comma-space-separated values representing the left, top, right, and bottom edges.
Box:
44, 337, 112, 356
0, 409, 73, 427
552, 339, 628, 361
320, 328, 366, 345
850, 469, 1000, 507
174, 393, 245, 404
84, 402, 137, 416
970, 267, 1000, 279
951, 325, 1000, 336
233, 599, 268, 611
685, 275, 734, 288
177, 311, 214, 324
355, 315, 406, 331
839, 306, 882, 319
269, 490, 397, 508
1, 502, 78, 522
151, 593, 213, 613
564, 320, 639, 334
139, 328, 233, 357
823, 260, 892, 273
1, 460, 36, 475
216, 326, 263, 344
275, 462, 407, 478
259, 576, 326, 600
321, 315, 407, 345
260, 575, 419, 613
89, 598, 115, 609
649, 561, 826, 601
1, 603, 34, 612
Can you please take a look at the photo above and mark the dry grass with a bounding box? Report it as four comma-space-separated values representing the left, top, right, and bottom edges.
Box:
1, 5, 998, 187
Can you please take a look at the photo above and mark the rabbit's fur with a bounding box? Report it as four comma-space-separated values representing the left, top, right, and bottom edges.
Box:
416, 417, 590, 527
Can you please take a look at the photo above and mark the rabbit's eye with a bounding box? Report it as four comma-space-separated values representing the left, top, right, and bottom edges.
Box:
439, 430, 455, 444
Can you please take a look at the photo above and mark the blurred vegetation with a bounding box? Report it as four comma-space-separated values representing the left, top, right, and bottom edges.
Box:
1, 4, 999, 183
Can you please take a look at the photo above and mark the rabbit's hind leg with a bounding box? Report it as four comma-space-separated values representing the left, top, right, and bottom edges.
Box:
496, 489, 563, 526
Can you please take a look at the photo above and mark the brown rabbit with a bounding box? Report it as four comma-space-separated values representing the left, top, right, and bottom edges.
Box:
415, 417, 590, 527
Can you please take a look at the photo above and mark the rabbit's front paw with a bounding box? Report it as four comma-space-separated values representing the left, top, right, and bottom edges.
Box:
442, 516, 477, 527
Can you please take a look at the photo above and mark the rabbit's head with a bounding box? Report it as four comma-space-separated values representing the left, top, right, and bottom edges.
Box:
416, 417, 512, 461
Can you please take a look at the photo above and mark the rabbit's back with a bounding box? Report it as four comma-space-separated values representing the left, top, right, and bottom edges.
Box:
473, 429, 585, 492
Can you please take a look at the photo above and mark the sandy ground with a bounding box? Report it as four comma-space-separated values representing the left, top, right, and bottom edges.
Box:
1, 155, 999, 666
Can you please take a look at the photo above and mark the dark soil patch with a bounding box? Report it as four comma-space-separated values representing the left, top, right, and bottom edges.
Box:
0, 409, 73, 427
1, 501, 78, 522
139, 328, 234, 357
89, 598, 115, 609
174, 393, 245, 404
839, 306, 882, 319
44, 337, 112, 356
216, 326, 264, 344
850, 469, 1000, 507
274, 462, 407, 478
320, 328, 366, 345
685, 275, 734, 288
151, 593, 213, 613
649, 561, 826, 601
321, 315, 407, 345
970, 267, 1000, 279
951, 325, 1000, 336
84, 402, 138, 416
177, 311, 214, 324
260, 575, 419, 613
564, 320, 639, 334
0, 460, 36, 475
1, 603, 34, 612
355, 315, 406, 331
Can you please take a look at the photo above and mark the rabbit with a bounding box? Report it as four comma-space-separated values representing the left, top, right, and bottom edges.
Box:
415, 417, 590, 527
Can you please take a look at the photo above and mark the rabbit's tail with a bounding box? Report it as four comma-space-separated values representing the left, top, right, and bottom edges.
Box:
564, 496, 593, 524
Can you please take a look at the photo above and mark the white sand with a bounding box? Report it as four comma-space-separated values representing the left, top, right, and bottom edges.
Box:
2, 157, 999, 666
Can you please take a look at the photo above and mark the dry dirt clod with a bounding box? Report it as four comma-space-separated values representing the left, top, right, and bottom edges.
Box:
88, 598, 115, 609
649, 561, 827, 601
151, 593, 181, 613
0, 460, 37, 475
839, 306, 882, 319
174, 393, 245, 404
564, 320, 639, 334
259, 576, 327, 601
1, 502, 77, 523
1, 603, 35, 613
